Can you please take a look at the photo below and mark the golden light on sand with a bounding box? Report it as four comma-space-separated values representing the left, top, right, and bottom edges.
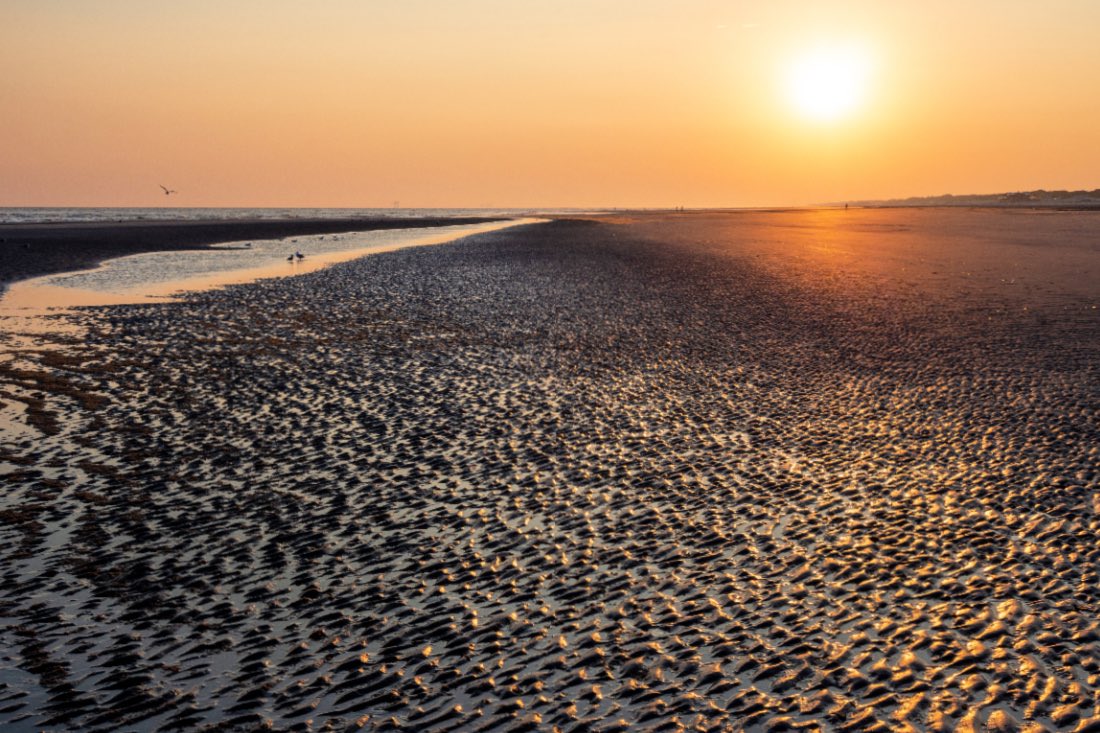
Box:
784, 44, 873, 123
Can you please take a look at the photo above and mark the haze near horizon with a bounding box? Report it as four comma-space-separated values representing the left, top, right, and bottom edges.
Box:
3, 0, 1099, 208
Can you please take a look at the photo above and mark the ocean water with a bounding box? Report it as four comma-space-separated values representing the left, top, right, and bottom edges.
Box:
0, 206, 551, 225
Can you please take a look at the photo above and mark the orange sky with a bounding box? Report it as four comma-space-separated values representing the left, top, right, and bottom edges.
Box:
3, 1, 1099, 208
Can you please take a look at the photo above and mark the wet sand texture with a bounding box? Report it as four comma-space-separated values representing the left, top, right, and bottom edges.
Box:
1, 210, 1099, 731
0, 216, 504, 291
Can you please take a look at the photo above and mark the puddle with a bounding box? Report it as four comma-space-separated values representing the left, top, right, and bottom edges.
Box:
0, 218, 540, 334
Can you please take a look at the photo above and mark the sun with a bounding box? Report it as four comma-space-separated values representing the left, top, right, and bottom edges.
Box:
785, 44, 873, 123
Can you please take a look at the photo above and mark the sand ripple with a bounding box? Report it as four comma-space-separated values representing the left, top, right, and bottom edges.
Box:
1, 211, 1098, 731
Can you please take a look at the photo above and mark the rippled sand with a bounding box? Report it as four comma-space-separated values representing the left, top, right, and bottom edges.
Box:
1, 209, 1098, 732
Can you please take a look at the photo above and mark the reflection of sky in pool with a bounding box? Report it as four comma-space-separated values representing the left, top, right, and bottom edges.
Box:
0, 220, 535, 332
50, 224, 485, 292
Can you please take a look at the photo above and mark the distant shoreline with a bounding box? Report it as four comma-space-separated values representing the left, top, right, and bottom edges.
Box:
851, 202, 1100, 211
840, 188, 1100, 209
0, 216, 506, 292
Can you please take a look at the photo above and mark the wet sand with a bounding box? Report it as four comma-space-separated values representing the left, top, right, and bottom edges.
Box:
0, 216, 504, 292
1, 209, 1099, 731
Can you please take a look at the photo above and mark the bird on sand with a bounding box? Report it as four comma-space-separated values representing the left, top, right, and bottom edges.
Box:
159, 185, 178, 196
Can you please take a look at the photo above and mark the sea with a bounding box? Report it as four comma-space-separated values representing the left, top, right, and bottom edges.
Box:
0, 206, 556, 225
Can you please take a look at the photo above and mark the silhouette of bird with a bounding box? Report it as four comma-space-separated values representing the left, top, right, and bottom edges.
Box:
159, 185, 177, 196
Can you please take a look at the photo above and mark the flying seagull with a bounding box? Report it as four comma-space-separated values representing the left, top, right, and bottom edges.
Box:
159, 185, 177, 196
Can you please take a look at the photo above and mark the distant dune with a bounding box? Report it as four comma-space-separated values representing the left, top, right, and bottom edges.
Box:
845, 188, 1100, 208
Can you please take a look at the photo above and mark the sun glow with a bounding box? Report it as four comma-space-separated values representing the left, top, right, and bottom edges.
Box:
785, 44, 873, 123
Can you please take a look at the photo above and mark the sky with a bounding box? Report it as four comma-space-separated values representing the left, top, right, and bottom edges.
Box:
3, 1, 1100, 208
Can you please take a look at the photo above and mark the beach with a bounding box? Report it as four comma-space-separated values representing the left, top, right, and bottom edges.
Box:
1, 209, 1099, 731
